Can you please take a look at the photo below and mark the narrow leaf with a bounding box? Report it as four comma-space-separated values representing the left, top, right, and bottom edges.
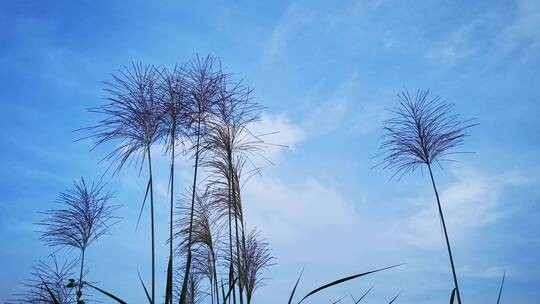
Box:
179, 250, 192, 304
288, 269, 304, 304
223, 278, 238, 304
165, 257, 173, 304
388, 291, 401, 304
449, 288, 456, 304
136, 178, 152, 231
355, 283, 375, 303
331, 297, 343, 304
138, 271, 153, 304
43, 282, 60, 304
496, 271, 506, 304
298, 264, 403, 304
83, 282, 128, 304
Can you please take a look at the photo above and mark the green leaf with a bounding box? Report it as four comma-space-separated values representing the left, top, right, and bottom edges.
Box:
83, 281, 128, 304
297, 264, 403, 304
136, 178, 152, 231
388, 291, 401, 304
496, 271, 506, 304
43, 281, 60, 304
180, 250, 192, 304
355, 283, 375, 303
138, 271, 153, 304
78, 301, 85, 304
165, 257, 173, 304
287, 269, 304, 304
77, 290, 83, 298
223, 277, 238, 304
449, 288, 456, 304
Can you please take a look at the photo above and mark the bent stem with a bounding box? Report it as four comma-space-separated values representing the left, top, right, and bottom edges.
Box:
147, 145, 156, 304
427, 164, 462, 304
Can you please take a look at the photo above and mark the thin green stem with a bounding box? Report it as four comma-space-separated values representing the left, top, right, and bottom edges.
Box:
231, 164, 244, 304
228, 173, 236, 304
147, 145, 156, 304
211, 248, 220, 304
77, 248, 86, 302
169, 137, 175, 304
427, 164, 462, 304
181, 117, 201, 304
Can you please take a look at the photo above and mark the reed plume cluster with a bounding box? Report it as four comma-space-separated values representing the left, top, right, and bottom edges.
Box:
10, 178, 119, 304
78, 55, 274, 304
7, 255, 77, 304
11, 56, 436, 304
377, 88, 476, 304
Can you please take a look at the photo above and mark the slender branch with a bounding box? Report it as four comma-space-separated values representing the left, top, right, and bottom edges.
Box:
181, 117, 202, 304
77, 248, 86, 302
427, 164, 462, 304
147, 145, 156, 304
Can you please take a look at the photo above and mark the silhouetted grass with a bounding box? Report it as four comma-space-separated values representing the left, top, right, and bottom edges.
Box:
8, 59, 510, 304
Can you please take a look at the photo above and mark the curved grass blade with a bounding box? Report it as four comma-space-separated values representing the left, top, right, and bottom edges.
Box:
449, 288, 456, 304
179, 250, 192, 304
355, 283, 376, 303
288, 269, 304, 304
165, 257, 173, 304
83, 281, 128, 304
43, 282, 60, 304
136, 178, 152, 231
496, 271, 506, 304
331, 297, 343, 304
297, 264, 403, 304
221, 279, 226, 302
223, 278, 238, 304
388, 291, 401, 304
138, 271, 153, 304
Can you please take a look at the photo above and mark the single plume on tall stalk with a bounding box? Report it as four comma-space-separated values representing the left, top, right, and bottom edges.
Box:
377, 88, 476, 304
159, 64, 190, 302
174, 187, 221, 304
81, 63, 164, 303
37, 178, 119, 303
200, 70, 267, 304
238, 229, 273, 304
180, 54, 223, 304
7, 255, 77, 304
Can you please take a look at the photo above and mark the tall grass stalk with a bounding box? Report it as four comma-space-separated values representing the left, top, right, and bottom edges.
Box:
38, 178, 119, 303
180, 55, 223, 304
81, 63, 163, 303
7, 256, 77, 304
160, 64, 191, 302
199, 70, 267, 304
377, 88, 476, 304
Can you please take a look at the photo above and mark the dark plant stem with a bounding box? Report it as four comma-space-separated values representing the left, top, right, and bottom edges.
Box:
77, 248, 86, 302
233, 171, 249, 304
427, 164, 462, 304
228, 173, 236, 304
229, 156, 244, 304
169, 134, 175, 304
147, 145, 156, 304
211, 249, 220, 304
181, 117, 201, 304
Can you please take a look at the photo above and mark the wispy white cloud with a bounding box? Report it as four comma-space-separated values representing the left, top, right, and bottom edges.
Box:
426, 0, 540, 66
250, 113, 306, 163
459, 265, 508, 279
397, 166, 529, 248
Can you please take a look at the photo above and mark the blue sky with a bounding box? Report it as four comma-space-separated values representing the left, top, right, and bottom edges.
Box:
1, 0, 539, 303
